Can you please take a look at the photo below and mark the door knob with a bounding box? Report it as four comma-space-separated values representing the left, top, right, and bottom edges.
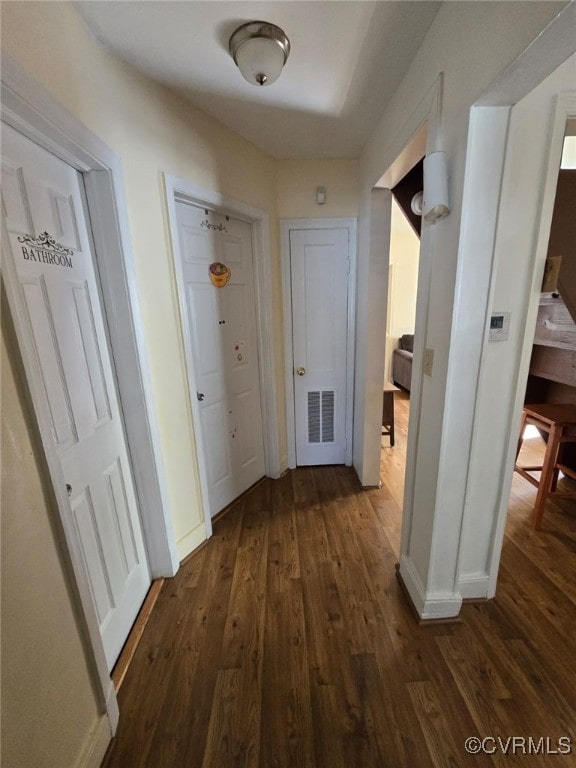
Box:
66, 484, 72, 497
296, 367, 306, 376
197, 392, 205, 401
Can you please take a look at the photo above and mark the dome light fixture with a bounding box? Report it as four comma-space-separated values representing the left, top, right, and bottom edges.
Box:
229, 21, 291, 87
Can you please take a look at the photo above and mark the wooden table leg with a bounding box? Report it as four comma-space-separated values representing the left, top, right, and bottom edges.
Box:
382, 390, 396, 447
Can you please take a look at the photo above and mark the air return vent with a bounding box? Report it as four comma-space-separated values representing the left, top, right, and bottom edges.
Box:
307, 390, 335, 444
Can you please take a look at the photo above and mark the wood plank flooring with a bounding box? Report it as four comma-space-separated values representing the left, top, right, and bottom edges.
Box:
102, 395, 575, 767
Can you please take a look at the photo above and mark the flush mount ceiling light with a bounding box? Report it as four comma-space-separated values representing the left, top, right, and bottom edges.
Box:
229, 21, 291, 87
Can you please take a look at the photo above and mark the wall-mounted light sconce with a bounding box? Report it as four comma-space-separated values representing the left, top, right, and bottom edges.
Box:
411, 191, 423, 216
422, 151, 450, 223
229, 21, 291, 86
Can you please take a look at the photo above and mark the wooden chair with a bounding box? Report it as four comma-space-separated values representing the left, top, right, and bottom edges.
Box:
514, 403, 576, 529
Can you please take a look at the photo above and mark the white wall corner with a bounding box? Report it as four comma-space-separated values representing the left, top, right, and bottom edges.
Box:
458, 573, 491, 600
175, 523, 209, 563
420, 593, 463, 621
399, 554, 462, 620
75, 715, 113, 768
85, 170, 180, 579
398, 554, 427, 615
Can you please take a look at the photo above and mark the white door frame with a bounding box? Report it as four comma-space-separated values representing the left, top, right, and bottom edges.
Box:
1, 57, 178, 729
280, 218, 357, 468
164, 174, 282, 536
485, 91, 576, 593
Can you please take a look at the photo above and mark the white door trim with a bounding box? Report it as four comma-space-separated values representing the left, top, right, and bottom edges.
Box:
1, 57, 178, 730
280, 218, 357, 468
164, 173, 283, 537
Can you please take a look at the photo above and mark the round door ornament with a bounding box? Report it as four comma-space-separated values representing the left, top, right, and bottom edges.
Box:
209, 261, 231, 287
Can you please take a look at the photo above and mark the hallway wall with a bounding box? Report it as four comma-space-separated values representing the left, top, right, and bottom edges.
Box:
0, 7, 360, 766
1, 1, 281, 559
276, 158, 359, 219
354, 0, 568, 612
2, 2, 570, 765
1, 5, 282, 765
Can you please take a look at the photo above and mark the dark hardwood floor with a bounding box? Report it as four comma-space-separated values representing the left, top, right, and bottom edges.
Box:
103, 395, 575, 767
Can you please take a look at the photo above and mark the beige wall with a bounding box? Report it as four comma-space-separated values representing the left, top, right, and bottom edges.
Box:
1, 0, 283, 557
276, 158, 359, 219
384, 200, 419, 383
1, 309, 103, 768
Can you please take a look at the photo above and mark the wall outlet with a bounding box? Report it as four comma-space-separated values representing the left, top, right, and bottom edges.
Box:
423, 347, 434, 376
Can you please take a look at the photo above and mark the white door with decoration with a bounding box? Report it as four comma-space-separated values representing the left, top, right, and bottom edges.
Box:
290, 227, 352, 465
175, 201, 265, 517
1, 124, 150, 670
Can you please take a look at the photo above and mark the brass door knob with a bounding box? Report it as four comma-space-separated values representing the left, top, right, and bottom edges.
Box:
296, 367, 306, 376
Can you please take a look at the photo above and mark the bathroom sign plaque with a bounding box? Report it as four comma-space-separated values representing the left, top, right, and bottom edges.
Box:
18, 232, 74, 268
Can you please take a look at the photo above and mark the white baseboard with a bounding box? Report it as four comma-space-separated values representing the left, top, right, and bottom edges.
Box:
399, 554, 462, 620
176, 523, 208, 562
75, 715, 113, 768
458, 573, 491, 599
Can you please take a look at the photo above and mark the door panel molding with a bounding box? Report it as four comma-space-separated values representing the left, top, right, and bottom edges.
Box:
1, 56, 178, 731
164, 174, 283, 537
281, 218, 357, 468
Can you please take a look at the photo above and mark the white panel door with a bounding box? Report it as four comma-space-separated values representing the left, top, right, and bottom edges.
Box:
1, 124, 150, 670
290, 228, 350, 465
175, 202, 265, 516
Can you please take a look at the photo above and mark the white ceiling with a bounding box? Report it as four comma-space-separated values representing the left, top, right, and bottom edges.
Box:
77, 1, 441, 159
